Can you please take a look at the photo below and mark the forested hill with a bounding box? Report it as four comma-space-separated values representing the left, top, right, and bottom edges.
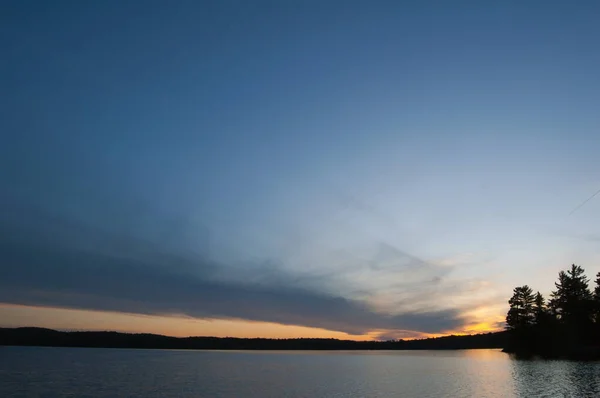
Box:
0, 327, 507, 350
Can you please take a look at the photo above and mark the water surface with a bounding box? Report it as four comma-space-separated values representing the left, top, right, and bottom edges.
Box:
1, 347, 599, 397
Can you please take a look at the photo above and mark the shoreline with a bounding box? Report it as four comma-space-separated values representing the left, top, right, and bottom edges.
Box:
1, 327, 506, 351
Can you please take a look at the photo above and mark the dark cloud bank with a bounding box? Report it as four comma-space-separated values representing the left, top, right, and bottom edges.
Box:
0, 207, 464, 337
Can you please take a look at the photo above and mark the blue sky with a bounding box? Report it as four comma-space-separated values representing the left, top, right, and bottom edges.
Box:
1, 1, 599, 338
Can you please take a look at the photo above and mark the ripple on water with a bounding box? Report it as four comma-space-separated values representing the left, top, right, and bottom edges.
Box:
1, 347, 599, 397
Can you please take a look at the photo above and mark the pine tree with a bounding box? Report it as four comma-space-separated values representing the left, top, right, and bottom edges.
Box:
534, 291, 547, 325
549, 264, 592, 323
506, 265, 600, 357
594, 272, 600, 302
506, 285, 535, 330
594, 272, 600, 323
549, 270, 569, 319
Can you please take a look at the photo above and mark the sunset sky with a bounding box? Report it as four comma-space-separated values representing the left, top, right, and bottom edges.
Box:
2, 1, 599, 340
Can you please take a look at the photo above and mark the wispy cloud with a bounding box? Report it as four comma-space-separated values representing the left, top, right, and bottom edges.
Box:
0, 201, 499, 336
0, 209, 471, 336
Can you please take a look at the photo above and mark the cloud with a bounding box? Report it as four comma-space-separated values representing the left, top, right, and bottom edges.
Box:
294, 241, 495, 317
374, 330, 432, 341
0, 210, 465, 335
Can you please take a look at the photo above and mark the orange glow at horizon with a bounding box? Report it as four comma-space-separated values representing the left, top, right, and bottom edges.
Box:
0, 303, 505, 341
444, 305, 506, 336
0, 304, 375, 340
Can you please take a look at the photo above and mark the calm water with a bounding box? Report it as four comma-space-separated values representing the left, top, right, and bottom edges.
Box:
1, 347, 600, 397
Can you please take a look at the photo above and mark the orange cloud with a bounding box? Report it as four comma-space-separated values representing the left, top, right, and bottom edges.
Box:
441, 304, 506, 336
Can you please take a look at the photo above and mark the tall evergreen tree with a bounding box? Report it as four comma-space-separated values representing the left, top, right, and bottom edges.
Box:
505, 265, 600, 358
549, 270, 569, 319
594, 272, 600, 302
549, 264, 592, 323
594, 272, 600, 322
506, 285, 535, 330
534, 291, 547, 325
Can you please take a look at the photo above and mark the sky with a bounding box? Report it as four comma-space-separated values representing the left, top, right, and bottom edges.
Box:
1, 1, 599, 340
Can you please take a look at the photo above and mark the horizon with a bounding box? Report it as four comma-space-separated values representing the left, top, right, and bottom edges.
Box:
2, 324, 502, 342
2, 1, 600, 341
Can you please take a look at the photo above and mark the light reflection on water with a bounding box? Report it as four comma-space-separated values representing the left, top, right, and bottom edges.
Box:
1, 347, 599, 397
510, 358, 600, 397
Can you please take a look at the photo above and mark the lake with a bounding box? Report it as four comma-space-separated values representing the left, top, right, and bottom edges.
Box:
1, 347, 599, 397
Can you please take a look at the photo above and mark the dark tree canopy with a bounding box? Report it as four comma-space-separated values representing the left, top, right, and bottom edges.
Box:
505, 264, 600, 359
534, 291, 546, 325
506, 285, 535, 330
594, 272, 600, 322
550, 264, 592, 327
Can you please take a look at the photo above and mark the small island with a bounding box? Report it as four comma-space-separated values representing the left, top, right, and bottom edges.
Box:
504, 264, 600, 360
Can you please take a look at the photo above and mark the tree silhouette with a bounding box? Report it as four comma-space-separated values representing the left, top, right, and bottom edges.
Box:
533, 291, 547, 325
594, 272, 600, 323
506, 285, 535, 330
549, 264, 592, 329
549, 270, 569, 320
505, 264, 600, 359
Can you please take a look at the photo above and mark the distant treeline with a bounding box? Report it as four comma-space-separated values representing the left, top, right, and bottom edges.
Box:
0, 327, 507, 351
505, 264, 600, 360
